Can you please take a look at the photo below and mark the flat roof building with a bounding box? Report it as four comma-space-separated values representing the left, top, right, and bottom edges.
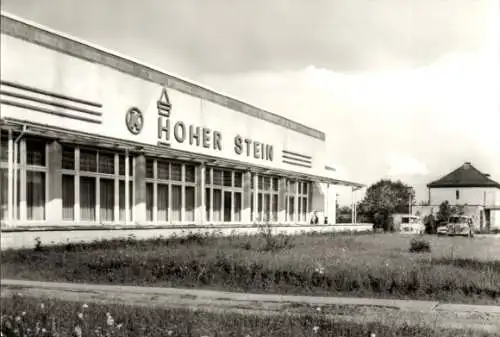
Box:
0, 12, 363, 242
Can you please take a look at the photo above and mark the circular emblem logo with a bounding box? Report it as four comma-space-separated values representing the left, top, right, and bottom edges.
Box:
125, 107, 144, 135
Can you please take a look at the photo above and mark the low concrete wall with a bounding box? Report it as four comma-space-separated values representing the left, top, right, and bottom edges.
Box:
0, 224, 373, 250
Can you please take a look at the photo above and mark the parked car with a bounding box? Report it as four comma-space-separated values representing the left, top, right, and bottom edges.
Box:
436, 215, 474, 237
399, 215, 425, 235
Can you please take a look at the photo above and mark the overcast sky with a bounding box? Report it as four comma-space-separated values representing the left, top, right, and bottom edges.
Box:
2, 0, 499, 205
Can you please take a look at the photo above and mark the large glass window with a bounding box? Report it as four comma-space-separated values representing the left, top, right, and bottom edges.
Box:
0, 133, 47, 222
251, 174, 279, 223
61, 146, 134, 223
285, 179, 310, 223
206, 167, 243, 223
144, 158, 196, 224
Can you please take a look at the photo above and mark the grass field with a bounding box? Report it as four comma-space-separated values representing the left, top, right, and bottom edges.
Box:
1, 296, 494, 337
1, 231, 499, 304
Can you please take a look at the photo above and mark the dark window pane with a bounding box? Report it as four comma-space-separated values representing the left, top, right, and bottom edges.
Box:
26, 139, 46, 166
146, 183, 154, 221
146, 158, 154, 178
62, 175, 74, 220
185, 165, 195, 183
205, 188, 211, 221
0, 134, 8, 162
234, 192, 242, 222
171, 185, 182, 221
223, 170, 232, 187
80, 150, 97, 172
263, 176, 271, 191
157, 160, 169, 180
205, 168, 211, 185
213, 169, 222, 186
62, 147, 75, 170
223, 191, 232, 222
234, 172, 242, 188
27, 171, 45, 220
99, 178, 114, 221
98, 153, 115, 174
185, 186, 195, 221
171, 163, 182, 181
80, 177, 96, 221
250, 192, 254, 221
213, 189, 221, 222
157, 183, 168, 221
272, 194, 278, 222
272, 177, 279, 192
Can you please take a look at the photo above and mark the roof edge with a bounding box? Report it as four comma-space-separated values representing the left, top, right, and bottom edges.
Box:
0, 11, 325, 141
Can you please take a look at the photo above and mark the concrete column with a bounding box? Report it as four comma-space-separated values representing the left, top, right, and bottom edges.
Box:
134, 154, 146, 224
7, 130, 13, 225
278, 177, 286, 223
113, 154, 119, 223
19, 139, 26, 221
195, 164, 205, 225
124, 151, 130, 224
47, 140, 62, 223
242, 171, 251, 223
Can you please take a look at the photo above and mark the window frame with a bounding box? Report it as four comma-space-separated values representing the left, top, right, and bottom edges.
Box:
0, 134, 49, 223
144, 157, 197, 225
205, 167, 244, 224
61, 145, 135, 224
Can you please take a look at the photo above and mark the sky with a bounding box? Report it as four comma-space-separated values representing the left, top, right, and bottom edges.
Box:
2, 0, 499, 206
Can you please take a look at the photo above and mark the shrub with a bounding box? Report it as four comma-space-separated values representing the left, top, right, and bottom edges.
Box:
258, 223, 295, 251
409, 238, 431, 253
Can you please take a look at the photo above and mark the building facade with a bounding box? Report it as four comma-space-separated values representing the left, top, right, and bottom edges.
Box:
415, 162, 500, 230
0, 12, 363, 240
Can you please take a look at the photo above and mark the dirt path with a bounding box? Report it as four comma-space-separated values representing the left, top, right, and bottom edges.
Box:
2, 279, 500, 333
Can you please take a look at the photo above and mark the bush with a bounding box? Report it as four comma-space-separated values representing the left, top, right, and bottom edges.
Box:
409, 238, 431, 253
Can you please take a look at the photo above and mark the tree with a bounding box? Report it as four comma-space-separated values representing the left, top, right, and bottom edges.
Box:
436, 201, 452, 224
424, 210, 437, 234
357, 179, 415, 231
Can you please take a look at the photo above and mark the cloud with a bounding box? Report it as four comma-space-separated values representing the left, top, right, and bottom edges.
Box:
387, 154, 428, 177
1, 0, 496, 75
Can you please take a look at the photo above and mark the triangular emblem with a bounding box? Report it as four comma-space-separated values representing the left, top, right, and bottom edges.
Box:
157, 87, 171, 117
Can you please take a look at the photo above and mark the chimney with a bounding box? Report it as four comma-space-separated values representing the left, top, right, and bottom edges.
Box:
463, 162, 471, 169
485, 173, 491, 178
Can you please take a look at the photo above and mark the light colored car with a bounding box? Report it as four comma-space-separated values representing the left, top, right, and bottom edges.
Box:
437, 216, 474, 237
399, 215, 425, 235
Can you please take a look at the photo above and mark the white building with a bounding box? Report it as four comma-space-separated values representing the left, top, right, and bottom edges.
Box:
0, 12, 366, 248
425, 162, 500, 230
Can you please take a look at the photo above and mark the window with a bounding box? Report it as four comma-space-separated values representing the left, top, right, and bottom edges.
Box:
0, 134, 48, 222
285, 179, 310, 223
80, 176, 96, 221
61, 147, 135, 223
99, 178, 114, 221
251, 174, 280, 223
456, 190, 460, 200
144, 158, 197, 224
206, 167, 243, 223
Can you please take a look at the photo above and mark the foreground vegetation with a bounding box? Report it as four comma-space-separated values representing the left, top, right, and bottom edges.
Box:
2, 231, 499, 304
1, 296, 494, 337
